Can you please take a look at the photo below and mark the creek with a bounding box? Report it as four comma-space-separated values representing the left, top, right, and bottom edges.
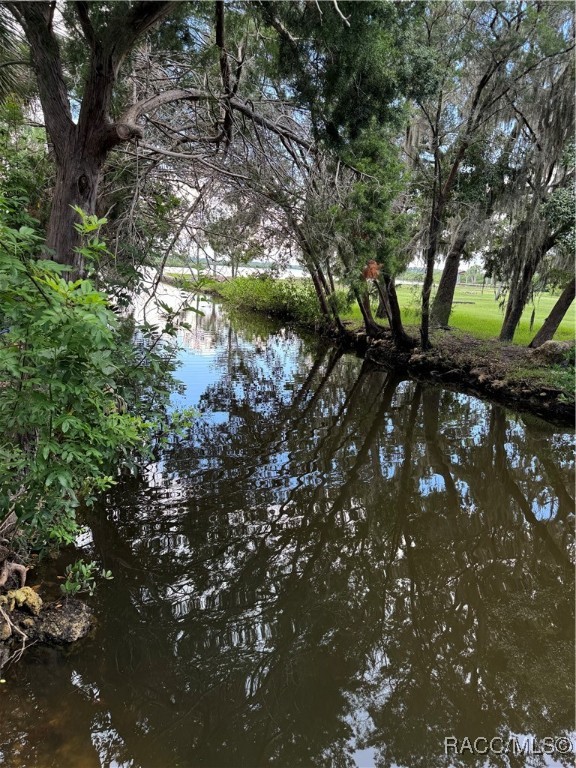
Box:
1, 300, 574, 768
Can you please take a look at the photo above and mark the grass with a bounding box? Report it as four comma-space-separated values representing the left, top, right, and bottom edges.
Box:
340, 284, 575, 345
170, 271, 574, 347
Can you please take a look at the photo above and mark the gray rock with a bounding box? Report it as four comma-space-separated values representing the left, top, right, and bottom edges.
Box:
27, 599, 95, 645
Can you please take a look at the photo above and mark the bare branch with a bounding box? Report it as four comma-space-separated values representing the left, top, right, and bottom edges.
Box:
138, 143, 252, 181
331, 0, 350, 27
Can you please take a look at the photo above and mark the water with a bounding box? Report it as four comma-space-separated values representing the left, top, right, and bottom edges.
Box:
1, 301, 574, 768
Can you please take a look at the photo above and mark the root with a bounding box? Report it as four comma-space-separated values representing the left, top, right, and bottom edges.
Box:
0, 561, 27, 589
0, 604, 28, 666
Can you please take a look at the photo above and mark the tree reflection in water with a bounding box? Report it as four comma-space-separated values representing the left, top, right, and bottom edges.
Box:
2, 307, 573, 768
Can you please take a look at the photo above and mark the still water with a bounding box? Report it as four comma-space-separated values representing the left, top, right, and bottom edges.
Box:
1, 301, 574, 768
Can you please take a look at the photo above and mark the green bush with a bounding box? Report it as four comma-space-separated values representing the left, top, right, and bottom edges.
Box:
0, 200, 179, 551
217, 276, 349, 324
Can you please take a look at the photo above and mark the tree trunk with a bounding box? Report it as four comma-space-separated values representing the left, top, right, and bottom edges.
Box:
45, 146, 105, 272
431, 225, 469, 327
310, 270, 332, 322
499, 259, 538, 341
421, 205, 442, 350
499, 224, 560, 342
375, 275, 414, 350
355, 286, 383, 337
8, 2, 174, 272
302, 244, 345, 332
529, 277, 575, 348
375, 287, 391, 321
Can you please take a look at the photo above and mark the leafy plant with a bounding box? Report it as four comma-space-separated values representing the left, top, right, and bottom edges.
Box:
0, 199, 184, 554
217, 276, 350, 324
60, 559, 113, 598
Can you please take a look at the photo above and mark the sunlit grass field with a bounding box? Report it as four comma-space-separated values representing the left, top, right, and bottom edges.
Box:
342, 284, 575, 345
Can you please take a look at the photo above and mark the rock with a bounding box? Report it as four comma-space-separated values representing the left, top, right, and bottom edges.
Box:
0, 619, 11, 641
0, 587, 42, 616
28, 599, 94, 645
529, 340, 573, 365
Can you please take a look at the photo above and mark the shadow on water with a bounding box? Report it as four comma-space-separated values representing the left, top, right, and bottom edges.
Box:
1, 301, 574, 768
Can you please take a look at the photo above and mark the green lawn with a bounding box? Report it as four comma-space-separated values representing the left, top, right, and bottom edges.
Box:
342, 284, 575, 345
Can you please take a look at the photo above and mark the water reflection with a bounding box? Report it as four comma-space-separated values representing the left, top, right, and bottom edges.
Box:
1, 302, 573, 768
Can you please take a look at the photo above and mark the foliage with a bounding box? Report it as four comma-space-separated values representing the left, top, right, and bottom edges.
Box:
257, 1, 430, 145
217, 276, 350, 325
60, 558, 113, 598
0, 200, 181, 552
0, 100, 52, 233
331, 127, 411, 281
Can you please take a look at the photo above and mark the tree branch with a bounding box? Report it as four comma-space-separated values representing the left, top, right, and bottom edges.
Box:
138, 143, 252, 181
73, 1, 97, 51
215, 0, 233, 144
119, 88, 312, 151
119, 88, 209, 129
331, 0, 350, 27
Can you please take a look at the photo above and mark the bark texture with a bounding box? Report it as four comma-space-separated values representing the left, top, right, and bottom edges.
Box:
375, 276, 414, 350
431, 225, 469, 327
498, 231, 557, 341
529, 278, 575, 348
7, 2, 176, 271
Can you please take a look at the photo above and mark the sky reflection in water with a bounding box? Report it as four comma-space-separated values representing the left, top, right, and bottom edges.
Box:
1, 300, 574, 768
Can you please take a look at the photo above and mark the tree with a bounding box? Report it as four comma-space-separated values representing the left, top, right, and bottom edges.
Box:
529, 277, 575, 348
493, 132, 575, 342
5, 1, 312, 274
255, 1, 430, 343
411, 1, 574, 348
5, 2, 177, 271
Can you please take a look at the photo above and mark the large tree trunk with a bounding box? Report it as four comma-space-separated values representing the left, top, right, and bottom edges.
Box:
499, 257, 539, 342
46, 146, 105, 271
8, 2, 174, 271
431, 224, 469, 327
529, 277, 575, 348
499, 219, 563, 342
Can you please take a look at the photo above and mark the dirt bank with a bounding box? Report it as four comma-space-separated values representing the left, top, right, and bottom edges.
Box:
358, 331, 574, 427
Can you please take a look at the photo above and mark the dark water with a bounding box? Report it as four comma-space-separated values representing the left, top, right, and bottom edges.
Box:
1, 301, 574, 768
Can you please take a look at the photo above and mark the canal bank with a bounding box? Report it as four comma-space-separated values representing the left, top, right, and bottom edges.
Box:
170, 276, 575, 427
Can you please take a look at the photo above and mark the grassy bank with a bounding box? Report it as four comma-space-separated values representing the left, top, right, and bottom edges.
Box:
171, 273, 574, 346
171, 274, 351, 325
342, 283, 575, 345
168, 273, 574, 421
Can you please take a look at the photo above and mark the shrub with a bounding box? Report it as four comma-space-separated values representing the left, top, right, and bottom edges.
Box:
0, 200, 179, 551
217, 276, 349, 324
